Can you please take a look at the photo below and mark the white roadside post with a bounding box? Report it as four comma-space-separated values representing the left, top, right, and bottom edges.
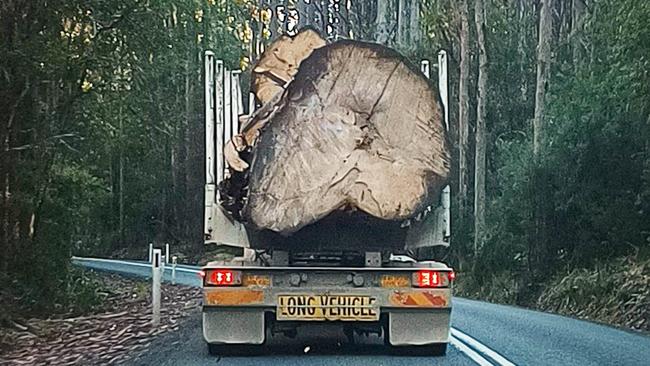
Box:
165, 243, 170, 264
171, 256, 178, 285
152, 249, 162, 326
148, 243, 153, 263
421, 59, 430, 78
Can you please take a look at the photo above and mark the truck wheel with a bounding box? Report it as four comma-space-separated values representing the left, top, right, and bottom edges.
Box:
207, 343, 263, 356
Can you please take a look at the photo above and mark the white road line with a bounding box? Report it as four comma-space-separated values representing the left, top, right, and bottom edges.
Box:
450, 335, 495, 366
451, 328, 517, 366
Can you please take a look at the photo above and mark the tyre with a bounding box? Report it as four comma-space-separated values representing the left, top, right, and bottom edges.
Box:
387, 343, 447, 357
423, 343, 447, 356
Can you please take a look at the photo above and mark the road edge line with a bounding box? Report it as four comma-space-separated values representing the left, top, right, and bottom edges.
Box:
450, 335, 495, 366
451, 328, 516, 366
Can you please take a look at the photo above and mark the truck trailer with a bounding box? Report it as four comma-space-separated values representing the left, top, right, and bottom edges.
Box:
201, 42, 453, 356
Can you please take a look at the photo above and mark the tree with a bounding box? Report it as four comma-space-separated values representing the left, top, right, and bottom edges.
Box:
457, 0, 471, 227
473, 0, 487, 263
530, 0, 554, 275
533, 0, 553, 158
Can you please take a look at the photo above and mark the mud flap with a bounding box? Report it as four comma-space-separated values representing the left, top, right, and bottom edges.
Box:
203, 309, 265, 345
387, 310, 450, 345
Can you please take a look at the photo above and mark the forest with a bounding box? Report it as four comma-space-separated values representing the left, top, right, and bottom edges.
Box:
1, 0, 648, 329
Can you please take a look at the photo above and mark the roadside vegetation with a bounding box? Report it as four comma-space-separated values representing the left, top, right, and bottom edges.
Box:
1, 0, 648, 333
1, 270, 200, 365
537, 257, 650, 332
446, 0, 650, 331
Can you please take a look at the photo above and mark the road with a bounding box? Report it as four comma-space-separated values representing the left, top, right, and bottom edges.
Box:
73, 257, 650, 366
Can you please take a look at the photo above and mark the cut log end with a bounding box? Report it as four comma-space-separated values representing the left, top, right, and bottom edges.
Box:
222, 34, 450, 237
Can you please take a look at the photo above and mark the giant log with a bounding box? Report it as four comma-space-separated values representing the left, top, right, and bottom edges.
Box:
222, 31, 451, 238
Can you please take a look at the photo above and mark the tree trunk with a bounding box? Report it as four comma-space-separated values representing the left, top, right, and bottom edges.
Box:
396, 0, 407, 47
118, 103, 125, 248
533, 0, 552, 159
474, 0, 488, 261
517, 0, 528, 102
571, 0, 586, 64
339, 0, 350, 39
375, 0, 395, 44
409, 0, 421, 48
347, 0, 376, 40
183, 57, 193, 239
531, 0, 554, 275
458, 0, 471, 226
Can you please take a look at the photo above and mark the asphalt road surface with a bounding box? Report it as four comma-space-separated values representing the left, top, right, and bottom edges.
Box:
74, 257, 650, 366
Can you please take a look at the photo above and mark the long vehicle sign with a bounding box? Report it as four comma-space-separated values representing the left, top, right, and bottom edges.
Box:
277, 294, 379, 321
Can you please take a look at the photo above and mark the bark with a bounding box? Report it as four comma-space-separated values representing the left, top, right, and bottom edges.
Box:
118, 103, 125, 247
335, 0, 350, 39
474, 0, 488, 258
533, 0, 552, 157
532, 0, 554, 275
458, 0, 470, 224
397, 0, 407, 47
557, 0, 571, 46
518, 0, 528, 101
409, 0, 421, 47
375, 0, 395, 44
183, 56, 193, 238
347, 0, 377, 40
251, 28, 326, 105
571, 0, 586, 64
225, 36, 451, 235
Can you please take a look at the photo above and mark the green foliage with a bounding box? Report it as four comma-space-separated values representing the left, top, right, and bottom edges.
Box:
0, 0, 248, 315
1, 267, 104, 316
422, 0, 649, 313
543, 0, 650, 267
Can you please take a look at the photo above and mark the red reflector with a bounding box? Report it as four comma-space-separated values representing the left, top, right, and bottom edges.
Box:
412, 270, 451, 288
417, 270, 440, 287
448, 271, 456, 281
203, 269, 241, 286
211, 270, 234, 285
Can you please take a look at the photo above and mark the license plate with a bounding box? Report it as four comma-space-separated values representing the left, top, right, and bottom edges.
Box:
277, 294, 379, 321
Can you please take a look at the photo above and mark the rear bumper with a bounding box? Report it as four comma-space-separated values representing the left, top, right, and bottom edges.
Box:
201, 268, 453, 346
202, 299, 451, 346
203, 287, 451, 309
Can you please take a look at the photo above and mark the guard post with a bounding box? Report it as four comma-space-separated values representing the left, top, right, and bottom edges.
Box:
171, 255, 178, 285
152, 249, 162, 326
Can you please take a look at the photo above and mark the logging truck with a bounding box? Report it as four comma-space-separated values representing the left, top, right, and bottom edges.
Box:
201, 33, 453, 356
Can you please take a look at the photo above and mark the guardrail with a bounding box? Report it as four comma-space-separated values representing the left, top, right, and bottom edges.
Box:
71, 256, 202, 287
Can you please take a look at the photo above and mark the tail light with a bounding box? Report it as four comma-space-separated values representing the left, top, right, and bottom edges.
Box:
412, 270, 453, 288
203, 269, 242, 286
